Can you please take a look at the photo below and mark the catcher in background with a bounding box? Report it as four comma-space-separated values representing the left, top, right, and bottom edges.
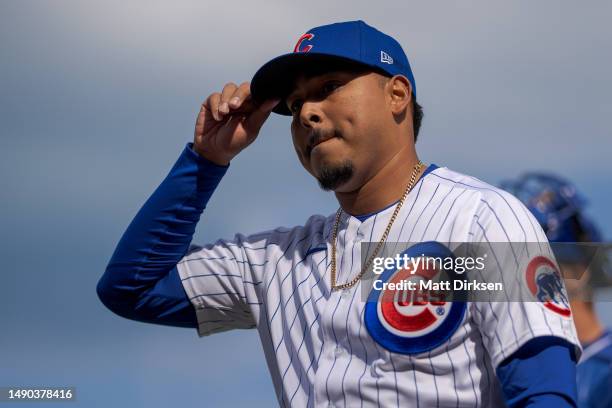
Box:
501, 173, 612, 408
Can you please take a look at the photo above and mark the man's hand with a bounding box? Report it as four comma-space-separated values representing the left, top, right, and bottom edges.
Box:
194, 82, 279, 165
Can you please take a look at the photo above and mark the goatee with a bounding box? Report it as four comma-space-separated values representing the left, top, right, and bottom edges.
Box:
317, 160, 354, 191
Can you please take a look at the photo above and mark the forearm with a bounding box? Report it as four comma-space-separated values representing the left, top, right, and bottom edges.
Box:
96, 143, 228, 325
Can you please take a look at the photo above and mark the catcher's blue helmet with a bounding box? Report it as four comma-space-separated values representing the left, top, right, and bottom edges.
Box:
500, 173, 602, 264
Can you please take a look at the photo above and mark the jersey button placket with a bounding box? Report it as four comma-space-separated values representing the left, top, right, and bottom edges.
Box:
314, 214, 353, 407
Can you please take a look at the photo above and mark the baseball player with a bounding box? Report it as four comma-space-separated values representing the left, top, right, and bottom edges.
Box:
98, 20, 582, 407
501, 173, 612, 408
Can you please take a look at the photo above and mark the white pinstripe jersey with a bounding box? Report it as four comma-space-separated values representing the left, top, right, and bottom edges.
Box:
177, 166, 580, 407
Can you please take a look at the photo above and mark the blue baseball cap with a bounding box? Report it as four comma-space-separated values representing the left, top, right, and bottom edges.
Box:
251, 20, 417, 115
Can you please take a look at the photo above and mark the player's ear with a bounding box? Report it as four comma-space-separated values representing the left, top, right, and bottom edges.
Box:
387, 75, 412, 115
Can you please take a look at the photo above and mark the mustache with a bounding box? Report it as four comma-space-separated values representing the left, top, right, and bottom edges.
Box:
306, 129, 341, 156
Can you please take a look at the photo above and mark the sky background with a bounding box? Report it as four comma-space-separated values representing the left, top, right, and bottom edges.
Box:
1, 1, 611, 407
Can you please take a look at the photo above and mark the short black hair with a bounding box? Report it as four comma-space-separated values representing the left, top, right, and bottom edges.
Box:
412, 98, 423, 142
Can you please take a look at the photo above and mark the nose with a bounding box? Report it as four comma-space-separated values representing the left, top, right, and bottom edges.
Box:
298, 100, 323, 129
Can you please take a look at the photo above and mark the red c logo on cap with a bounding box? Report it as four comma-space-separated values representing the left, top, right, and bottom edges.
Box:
294, 33, 315, 53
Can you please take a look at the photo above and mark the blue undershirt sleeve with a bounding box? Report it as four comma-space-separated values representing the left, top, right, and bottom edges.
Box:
96, 143, 228, 327
497, 336, 578, 407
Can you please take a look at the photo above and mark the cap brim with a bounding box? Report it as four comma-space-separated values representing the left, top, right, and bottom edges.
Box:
250, 52, 374, 116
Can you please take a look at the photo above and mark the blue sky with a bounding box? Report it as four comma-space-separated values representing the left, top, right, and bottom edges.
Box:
2, 1, 611, 406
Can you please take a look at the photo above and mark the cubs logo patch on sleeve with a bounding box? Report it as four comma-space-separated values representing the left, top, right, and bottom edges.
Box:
525, 255, 572, 317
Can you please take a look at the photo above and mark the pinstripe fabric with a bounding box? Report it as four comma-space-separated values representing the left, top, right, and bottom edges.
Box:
177, 167, 580, 407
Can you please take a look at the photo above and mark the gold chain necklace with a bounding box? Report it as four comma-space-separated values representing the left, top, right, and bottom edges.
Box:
330, 161, 424, 291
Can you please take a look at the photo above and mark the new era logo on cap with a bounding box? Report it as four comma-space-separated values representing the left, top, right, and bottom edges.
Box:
380, 51, 393, 64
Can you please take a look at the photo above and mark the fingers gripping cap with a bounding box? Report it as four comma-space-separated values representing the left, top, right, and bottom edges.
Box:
250, 20, 416, 115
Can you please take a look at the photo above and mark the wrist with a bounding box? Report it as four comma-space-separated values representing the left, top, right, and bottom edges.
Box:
186, 143, 231, 169
192, 144, 231, 166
